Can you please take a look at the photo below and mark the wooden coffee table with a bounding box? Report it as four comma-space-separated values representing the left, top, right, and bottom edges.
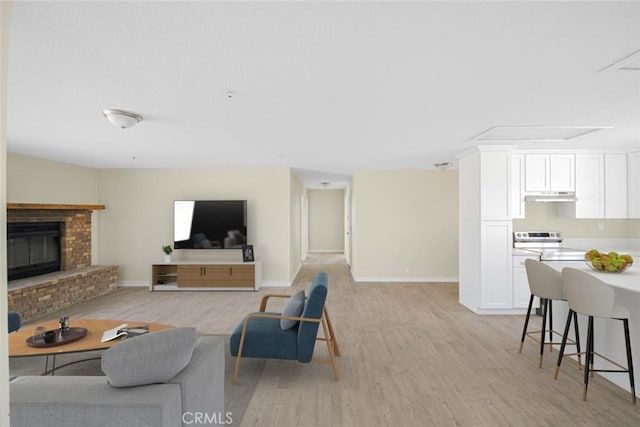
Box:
9, 318, 173, 375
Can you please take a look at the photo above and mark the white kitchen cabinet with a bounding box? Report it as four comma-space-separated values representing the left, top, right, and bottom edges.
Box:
481, 150, 511, 220
480, 221, 513, 309
524, 153, 575, 193
458, 147, 518, 314
511, 154, 525, 219
524, 154, 549, 192
561, 152, 628, 219
574, 153, 605, 218
604, 153, 627, 218
628, 151, 640, 219
549, 155, 575, 192
512, 254, 540, 308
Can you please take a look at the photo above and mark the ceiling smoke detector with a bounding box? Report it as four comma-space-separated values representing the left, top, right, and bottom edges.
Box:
434, 162, 453, 171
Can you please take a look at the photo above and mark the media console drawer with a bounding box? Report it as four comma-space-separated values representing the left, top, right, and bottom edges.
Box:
151, 262, 261, 291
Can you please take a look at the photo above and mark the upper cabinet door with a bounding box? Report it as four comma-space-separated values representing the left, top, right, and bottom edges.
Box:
604, 153, 627, 218
511, 154, 525, 219
628, 152, 640, 219
574, 153, 604, 218
481, 150, 511, 220
524, 153, 575, 193
524, 154, 549, 192
549, 154, 575, 192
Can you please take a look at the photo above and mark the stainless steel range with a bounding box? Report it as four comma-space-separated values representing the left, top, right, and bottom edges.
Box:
513, 231, 586, 261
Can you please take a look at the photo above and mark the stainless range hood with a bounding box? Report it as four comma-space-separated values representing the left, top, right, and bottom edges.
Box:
524, 192, 577, 203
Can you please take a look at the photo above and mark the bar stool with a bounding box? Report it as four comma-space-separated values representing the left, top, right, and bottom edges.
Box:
519, 259, 581, 368
555, 267, 636, 404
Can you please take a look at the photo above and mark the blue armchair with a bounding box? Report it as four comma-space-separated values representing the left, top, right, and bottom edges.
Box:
230, 272, 340, 384
8, 312, 21, 333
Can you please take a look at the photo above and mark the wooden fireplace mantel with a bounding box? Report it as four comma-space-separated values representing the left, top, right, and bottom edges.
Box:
7, 203, 105, 211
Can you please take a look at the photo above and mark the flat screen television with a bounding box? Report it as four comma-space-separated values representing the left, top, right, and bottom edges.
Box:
173, 200, 247, 249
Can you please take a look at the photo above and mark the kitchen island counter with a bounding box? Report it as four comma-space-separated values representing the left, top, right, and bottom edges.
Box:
544, 260, 639, 293
542, 260, 639, 399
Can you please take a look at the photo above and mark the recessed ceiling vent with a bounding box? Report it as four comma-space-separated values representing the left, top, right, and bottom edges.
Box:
471, 125, 613, 143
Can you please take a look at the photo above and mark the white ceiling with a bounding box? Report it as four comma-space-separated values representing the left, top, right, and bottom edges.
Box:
6, 1, 640, 188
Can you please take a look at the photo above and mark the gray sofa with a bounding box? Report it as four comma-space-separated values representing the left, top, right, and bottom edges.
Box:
10, 328, 225, 427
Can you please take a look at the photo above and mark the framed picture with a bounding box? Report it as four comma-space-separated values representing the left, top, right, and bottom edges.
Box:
242, 244, 255, 262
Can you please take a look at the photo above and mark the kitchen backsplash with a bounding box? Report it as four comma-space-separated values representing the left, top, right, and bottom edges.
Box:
513, 202, 639, 238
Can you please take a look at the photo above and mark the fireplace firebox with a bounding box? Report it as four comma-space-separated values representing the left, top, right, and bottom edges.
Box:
7, 222, 62, 281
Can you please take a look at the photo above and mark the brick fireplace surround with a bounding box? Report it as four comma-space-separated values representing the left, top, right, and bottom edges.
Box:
7, 203, 118, 323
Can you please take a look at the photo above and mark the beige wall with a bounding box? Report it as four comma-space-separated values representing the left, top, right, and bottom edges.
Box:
6, 153, 101, 261
513, 203, 631, 237
6, 153, 99, 204
1, 2, 11, 424
351, 169, 459, 281
289, 171, 304, 281
308, 189, 345, 252
97, 167, 292, 285
628, 219, 640, 238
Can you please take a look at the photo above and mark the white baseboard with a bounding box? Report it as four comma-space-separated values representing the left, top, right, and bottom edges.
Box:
260, 281, 292, 287
308, 250, 344, 253
459, 301, 529, 315
118, 281, 148, 287
353, 276, 458, 283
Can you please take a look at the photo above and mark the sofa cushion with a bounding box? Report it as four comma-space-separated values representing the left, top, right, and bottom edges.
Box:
10, 376, 182, 427
102, 327, 198, 387
280, 290, 305, 330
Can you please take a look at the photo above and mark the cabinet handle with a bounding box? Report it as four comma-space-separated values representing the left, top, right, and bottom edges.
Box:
229, 267, 232, 276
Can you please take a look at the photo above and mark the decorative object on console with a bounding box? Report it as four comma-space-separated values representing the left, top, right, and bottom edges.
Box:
102, 109, 143, 129
162, 244, 173, 263
242, 244, 254, 262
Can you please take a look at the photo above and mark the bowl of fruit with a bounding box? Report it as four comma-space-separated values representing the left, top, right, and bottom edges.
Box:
584, 249, 633, 273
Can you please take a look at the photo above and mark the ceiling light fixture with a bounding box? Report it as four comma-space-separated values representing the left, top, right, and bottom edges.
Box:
320, 182, 330, 188
102, 109, 143, 129
434, 162, 453, 171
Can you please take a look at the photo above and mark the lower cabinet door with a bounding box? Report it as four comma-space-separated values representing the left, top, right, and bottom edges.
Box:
177, 265, 210, 287
177, 264, 255, 288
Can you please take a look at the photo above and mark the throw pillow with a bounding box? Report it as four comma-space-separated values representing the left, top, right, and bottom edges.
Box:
101, 327, 198, 387
280, 290, 305, 330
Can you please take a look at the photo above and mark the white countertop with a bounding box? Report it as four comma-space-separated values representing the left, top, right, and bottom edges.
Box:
512, 248, 540, 257
543, 260, 640, 293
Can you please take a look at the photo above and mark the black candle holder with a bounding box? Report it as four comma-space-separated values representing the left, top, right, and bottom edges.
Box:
59, 316, 70, 335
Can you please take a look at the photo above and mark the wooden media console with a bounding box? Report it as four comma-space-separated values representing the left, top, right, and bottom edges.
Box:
151, 261, 262, 291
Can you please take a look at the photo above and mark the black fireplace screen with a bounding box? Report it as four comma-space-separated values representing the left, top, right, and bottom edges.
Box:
7, 222, 61, 280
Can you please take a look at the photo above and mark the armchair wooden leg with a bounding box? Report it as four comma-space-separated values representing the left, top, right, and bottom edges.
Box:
232, 318, 251, 385
324, 306, 340, 357
321, 316, 339, 381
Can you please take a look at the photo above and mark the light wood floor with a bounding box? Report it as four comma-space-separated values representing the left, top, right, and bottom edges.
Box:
22, 254, 640, 426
